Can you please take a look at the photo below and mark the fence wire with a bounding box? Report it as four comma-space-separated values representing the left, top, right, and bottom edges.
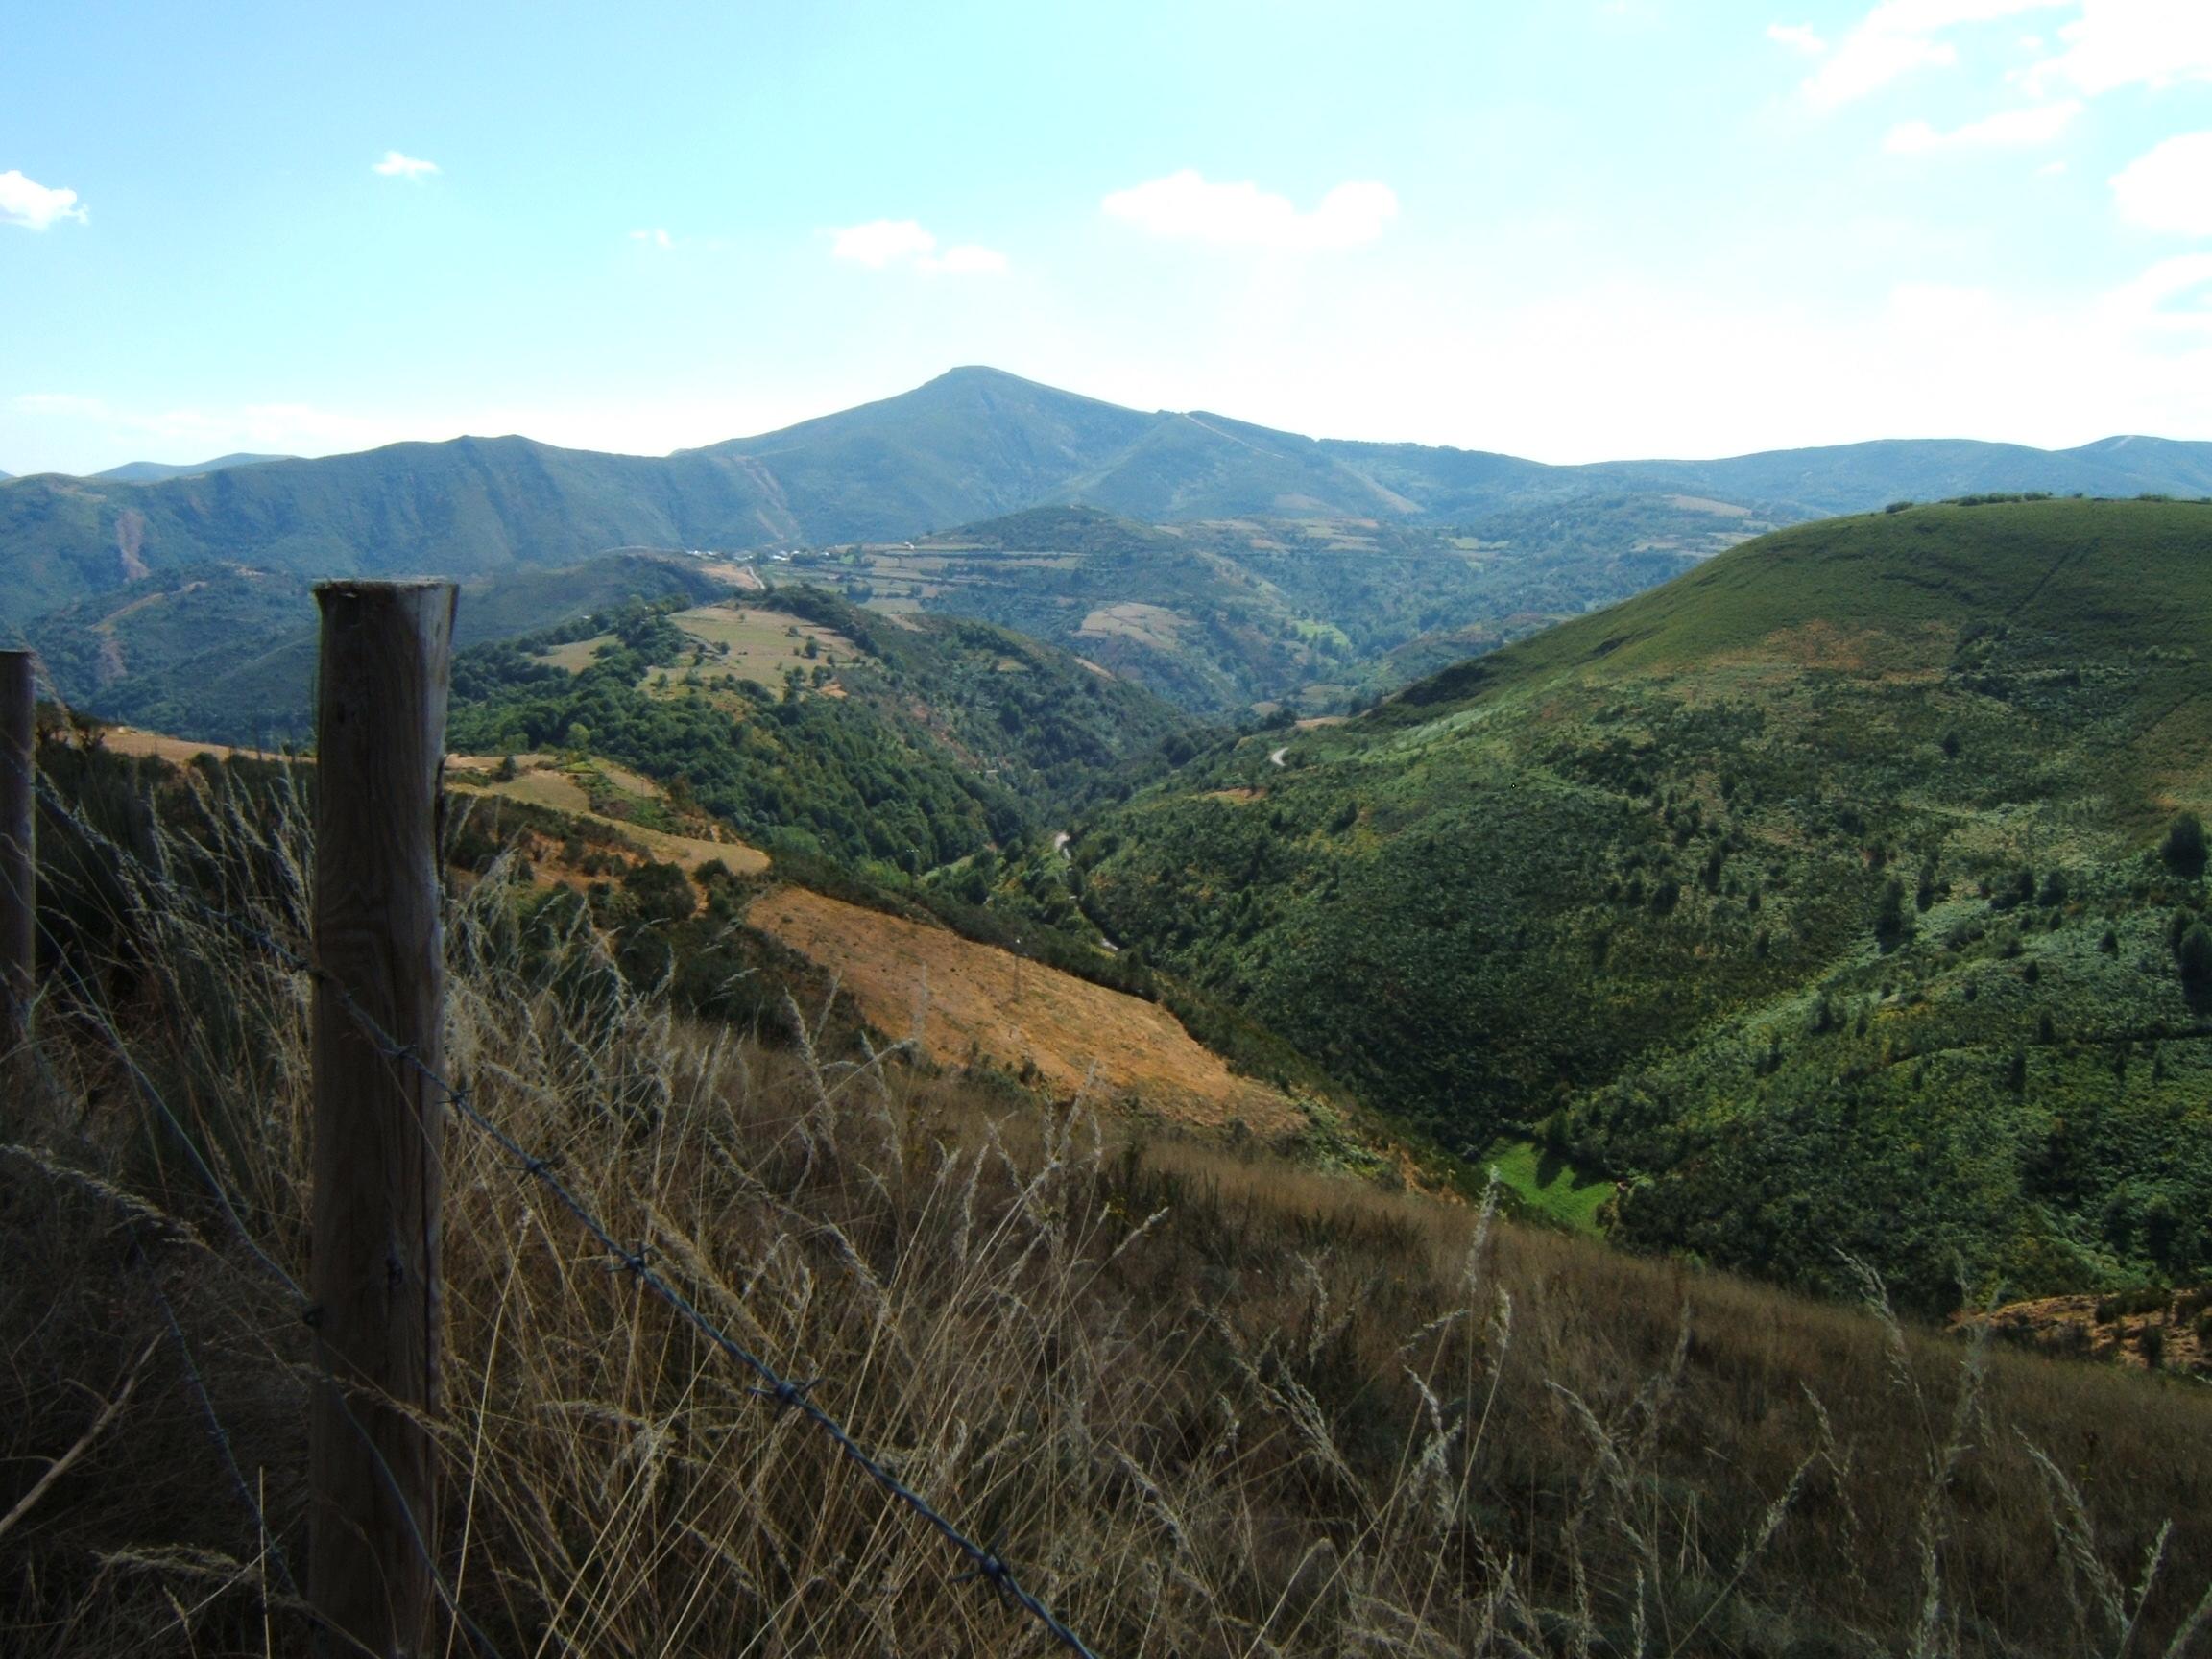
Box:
29, 771, 1105, 1659
17, 828, 507, 1659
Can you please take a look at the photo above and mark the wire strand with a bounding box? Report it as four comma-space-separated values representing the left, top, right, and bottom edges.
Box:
32, 768, 1103, 1658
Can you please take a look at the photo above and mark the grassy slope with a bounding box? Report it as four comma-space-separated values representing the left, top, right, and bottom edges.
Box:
1070, 499, 2212, 1308
10, 740, 2212, 1656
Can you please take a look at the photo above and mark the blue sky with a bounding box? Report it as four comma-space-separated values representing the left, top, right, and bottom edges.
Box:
4, 0, 2208, 474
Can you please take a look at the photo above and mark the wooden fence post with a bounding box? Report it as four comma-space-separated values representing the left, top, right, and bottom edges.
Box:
0, 650, 33, 1057
308, 580, 456, 1658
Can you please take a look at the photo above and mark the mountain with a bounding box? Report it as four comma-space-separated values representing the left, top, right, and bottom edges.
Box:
91, 452, 295, 484
1033, 498, 2212, 1310
6, 366, 2207, 634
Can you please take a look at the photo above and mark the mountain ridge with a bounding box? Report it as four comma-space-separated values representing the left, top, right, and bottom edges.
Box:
7, 365, 2208, 634
92, 451, 296, 484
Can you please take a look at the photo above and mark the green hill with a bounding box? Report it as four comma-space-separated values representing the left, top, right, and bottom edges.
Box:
1052, 498, 2212, 1309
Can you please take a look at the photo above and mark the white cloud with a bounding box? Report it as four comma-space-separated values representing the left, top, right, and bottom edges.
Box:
1101, 170, 1398, 252
2029, 0, 2212, 94
1767, 22, 1830, 54
2103, 252, 2212, 324
629, 228, 674, 250
1885, 97, 2082, 150
0, 170, 89, 230
2111, 132, 2212, 236
371, 150, 438, 180
1803, 0, 2067, 106
830, 218, 1006, 275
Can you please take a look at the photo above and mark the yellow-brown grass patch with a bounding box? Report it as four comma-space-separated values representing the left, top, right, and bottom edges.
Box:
746, 886, 1301, 1136
98, 726, 289, 765
1074, 602, 1187, 653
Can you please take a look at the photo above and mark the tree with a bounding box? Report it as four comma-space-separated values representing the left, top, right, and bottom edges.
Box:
2178, 922, 2212, 1010
1874, 878, 1908, 952
2161, 810, 2207, 878
624, 858, 697, 926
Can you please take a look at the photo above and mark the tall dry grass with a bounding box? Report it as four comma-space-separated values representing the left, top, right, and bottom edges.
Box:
3, 756, 2210, 1657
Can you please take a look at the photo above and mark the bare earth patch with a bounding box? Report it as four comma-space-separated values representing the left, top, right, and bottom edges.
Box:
746, 886, 1301, 1137
1953, 1289, 2210, 1377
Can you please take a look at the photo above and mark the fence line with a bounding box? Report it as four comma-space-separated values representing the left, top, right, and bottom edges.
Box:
27, 768, 1105, 1659
142, 1261, 302, 1602
18, 863, 507, 1659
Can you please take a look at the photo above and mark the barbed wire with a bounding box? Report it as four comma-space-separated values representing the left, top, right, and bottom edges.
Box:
140, 1258, 302, 1602
18, 802, 506, 1659
30, 769, 1105, 1659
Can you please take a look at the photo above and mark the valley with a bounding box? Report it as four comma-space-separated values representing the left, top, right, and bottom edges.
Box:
13, 487, 2212, 1659
21, 5, 2212, 1647
1027, 497, 2212, 1310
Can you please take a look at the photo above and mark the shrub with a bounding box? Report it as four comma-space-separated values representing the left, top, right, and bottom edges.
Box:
2162, 811, 2207, 878
2177, 923, 2212, 1007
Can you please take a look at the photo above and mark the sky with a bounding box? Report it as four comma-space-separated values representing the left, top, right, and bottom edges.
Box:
3, 0, 2209, 475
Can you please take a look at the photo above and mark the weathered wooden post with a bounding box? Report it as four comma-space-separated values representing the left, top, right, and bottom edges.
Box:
308, 580, 456, 1657
0, 650, 34, 1056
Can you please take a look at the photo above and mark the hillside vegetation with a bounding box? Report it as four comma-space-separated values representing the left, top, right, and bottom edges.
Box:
27, 551, 739, 744
1056, 499, 2212, 1310
801, 502, 1759, 717
446, 587, 1194, 875
5, 743, 2209, 1657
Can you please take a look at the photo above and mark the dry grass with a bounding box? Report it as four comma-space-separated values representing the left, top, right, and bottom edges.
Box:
4, 765, 2211, 1658
745, 886, 1301, 1138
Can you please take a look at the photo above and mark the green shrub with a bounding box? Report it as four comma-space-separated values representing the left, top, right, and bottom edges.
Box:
2162, 810, 2207, 878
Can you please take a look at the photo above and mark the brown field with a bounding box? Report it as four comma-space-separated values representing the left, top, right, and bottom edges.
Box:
536, 633, 618, 672
98, 727, 290, 765
1074, 601, 1187, 652
663, 605, 857, 687
746, 886, 1301, 1136
445, 757, 769, 877
1667, 493, 1755, 517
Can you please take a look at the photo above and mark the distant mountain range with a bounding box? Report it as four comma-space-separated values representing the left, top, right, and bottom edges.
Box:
90, 452, 294, 484
4, 367, 2207, 628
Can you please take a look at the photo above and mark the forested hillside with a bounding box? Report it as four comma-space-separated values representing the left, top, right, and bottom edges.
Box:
447, 587, 1193, 873
803, 502, 1759, 716
1042, 498, 2212, 1310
